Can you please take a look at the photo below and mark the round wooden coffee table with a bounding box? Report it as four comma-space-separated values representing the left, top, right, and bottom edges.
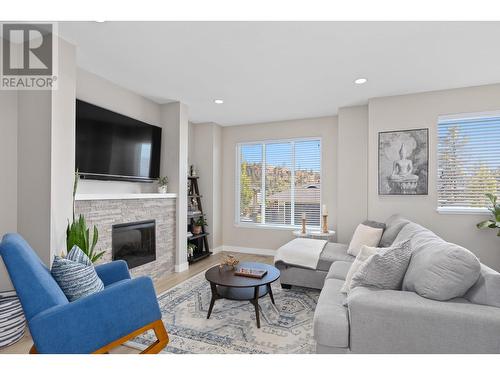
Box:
205, 262, 280, 328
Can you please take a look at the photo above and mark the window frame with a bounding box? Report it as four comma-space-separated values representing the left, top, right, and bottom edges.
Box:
436, 110, 500, 215
235, 137, 322, 229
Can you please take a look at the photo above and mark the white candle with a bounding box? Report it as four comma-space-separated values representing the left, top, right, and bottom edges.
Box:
322, 204, 328, 215
301, 213, 306, 220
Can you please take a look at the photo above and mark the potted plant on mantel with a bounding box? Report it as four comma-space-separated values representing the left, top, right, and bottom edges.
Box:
191, 215, 208, 235
157, 176, 168, 194
477, 193, 500, 236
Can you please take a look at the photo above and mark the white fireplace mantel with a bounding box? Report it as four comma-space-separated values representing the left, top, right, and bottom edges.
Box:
75, 193, 177, 201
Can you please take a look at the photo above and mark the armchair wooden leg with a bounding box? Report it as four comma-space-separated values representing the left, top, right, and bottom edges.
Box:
29, 319, 169, 354
139, 319, 169, 354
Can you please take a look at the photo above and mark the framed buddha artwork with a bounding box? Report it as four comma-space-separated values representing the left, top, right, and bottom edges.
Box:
378, 128, 429, 195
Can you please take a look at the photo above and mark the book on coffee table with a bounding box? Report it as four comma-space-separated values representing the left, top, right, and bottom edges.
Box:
234, 267, 268, 279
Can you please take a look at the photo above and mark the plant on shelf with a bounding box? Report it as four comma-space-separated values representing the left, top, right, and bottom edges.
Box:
191, 215, 208, 235
157, 176, 168, 194
187, 243, 196, 259
477, 193, 500, 237
66, 169, 104, 263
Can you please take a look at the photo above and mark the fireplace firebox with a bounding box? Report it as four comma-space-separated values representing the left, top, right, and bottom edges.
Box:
112, 220, 156, 269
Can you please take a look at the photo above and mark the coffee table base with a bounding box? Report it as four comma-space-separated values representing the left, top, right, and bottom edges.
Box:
207, 282, 275, 328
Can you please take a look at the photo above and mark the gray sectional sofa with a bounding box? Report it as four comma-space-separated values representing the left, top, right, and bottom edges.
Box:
275, 216, 500, 353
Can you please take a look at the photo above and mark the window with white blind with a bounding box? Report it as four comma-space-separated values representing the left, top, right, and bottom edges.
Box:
236, 138, 321, 228
437, 113, 500, 212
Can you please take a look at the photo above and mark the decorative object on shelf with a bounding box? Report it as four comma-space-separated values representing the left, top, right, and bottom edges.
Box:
477, 193, 500, 236
301, 213, 307, 234
0, 290, 26, 349
219, 254, 239, 270
191, 215, 207, 235
322, 204, 329, 234
187, 243, 196, 260
66, 170, 104, 263
157, 176, 168, 194
190, 165, 196, 177
378, 128, 429, 195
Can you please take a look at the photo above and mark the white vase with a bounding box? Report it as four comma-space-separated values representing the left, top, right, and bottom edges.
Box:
158, 185, 168, 194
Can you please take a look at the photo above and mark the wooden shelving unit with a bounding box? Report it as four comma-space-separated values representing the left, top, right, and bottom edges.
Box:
187, 176, 211, 264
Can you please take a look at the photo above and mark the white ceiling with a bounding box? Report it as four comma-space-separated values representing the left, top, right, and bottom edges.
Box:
58, 21, 500, 126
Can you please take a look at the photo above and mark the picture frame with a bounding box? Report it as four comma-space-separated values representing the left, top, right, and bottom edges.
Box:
378, 128, 429, 195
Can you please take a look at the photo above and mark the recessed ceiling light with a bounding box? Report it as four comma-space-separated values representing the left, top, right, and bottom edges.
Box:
214, 99, 224, 104
95, 20, 106, 23
354, 78, 368, 85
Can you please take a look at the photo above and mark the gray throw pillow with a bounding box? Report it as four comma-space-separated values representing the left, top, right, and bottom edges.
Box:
350, 240, 412, 291
362, 220, 386, 230
51, 245, 104, 302
465, 264, 500, 308
379, 214, 410, 247
403, 239, 481, 301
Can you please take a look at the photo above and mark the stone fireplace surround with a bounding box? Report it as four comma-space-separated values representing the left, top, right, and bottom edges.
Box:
75, 193, 177, 283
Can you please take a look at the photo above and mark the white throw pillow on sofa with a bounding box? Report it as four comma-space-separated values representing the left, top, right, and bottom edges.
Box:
341, 245, 378, 294
347, 223, 384, 256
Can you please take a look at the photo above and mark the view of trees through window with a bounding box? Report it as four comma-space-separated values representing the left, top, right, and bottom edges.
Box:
238, 139, 321, 226
438, 115, 500, 208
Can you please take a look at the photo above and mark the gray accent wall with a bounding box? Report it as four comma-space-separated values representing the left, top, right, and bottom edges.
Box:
367, 84, 500, 271
337, 105, 368, 244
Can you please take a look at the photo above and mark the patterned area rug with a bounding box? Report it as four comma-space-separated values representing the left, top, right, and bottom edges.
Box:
129, 270, 319, 353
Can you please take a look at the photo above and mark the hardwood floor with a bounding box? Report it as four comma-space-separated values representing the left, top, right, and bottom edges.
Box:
0, 251, 273, 354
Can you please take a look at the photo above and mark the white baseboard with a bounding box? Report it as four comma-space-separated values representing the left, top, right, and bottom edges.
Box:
175, 262, 189, 272
218, 245, 275, 257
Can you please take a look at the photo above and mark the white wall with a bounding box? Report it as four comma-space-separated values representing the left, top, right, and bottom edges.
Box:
192, 123, 223, 249
160, 102, 189, 271
75, 68, 162, 194
337, 105, 368, 243
50, 39, 77, 259
221, 116, 338, 251
0, 92, 18, 291
17, 90, 52, 265
368, 84, 500, 270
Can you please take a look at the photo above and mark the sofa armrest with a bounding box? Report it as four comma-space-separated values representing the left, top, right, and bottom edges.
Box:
29, 276, 161, 353
95, 260, 130, 286
347, 287, 500, 353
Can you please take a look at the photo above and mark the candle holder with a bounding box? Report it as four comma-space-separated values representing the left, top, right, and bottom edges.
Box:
301, 218, 307, 234
322, 214, 329, 234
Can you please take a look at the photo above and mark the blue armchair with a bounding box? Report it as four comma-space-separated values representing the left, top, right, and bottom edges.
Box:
0, 233, 169, 354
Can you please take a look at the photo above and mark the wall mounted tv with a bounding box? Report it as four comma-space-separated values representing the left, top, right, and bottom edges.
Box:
76, 100, 162, 182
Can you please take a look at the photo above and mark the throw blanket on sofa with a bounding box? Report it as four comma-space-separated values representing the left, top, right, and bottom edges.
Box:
274, 238, 328, 269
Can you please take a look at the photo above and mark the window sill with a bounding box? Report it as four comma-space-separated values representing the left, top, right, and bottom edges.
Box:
234, 223, 320, 231
436, 207, 490, 215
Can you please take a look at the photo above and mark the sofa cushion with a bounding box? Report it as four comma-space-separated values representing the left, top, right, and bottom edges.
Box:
401, 223, 481, 301
465, 264, 500, 308
347, 223, 384, 257
341, 245, 379, 294
326, 261, 352, 281
379, 214, 410, 247
313, 278, 349, 348
317, 242, 354, 271
51, 246, 104, 302
350, 240, 412, 291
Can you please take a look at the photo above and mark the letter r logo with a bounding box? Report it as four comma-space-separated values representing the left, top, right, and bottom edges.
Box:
2, 23, 53, 76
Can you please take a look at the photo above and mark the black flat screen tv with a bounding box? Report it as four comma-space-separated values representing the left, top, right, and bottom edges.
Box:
76, 100, 162, 182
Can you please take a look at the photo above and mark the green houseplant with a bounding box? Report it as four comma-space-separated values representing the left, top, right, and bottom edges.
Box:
157, 176, 168, 194
187, 243, 196, 259
476, 193, 500, 237
66, 170, 104, 263
191, 215, 208, 235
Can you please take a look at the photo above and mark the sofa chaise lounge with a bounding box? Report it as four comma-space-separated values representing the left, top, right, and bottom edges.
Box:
275, 216, 500, 353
